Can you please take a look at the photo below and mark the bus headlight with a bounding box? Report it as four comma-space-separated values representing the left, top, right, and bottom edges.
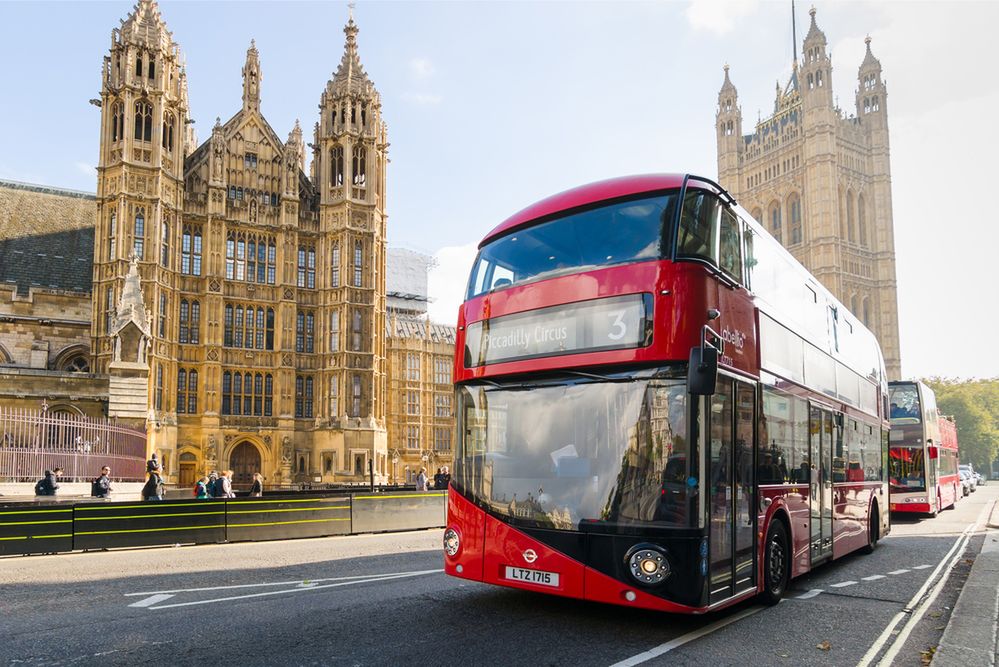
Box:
443, 527, 461, 557
626, 544, 670, 586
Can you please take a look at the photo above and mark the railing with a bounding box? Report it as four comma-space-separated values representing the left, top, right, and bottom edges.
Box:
0, 407, 147, 482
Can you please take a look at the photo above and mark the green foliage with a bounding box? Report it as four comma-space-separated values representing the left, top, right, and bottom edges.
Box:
923, 377, 999, 473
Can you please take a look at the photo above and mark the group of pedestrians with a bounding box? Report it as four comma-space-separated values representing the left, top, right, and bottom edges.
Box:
415, 466, 451, 491
34, 466, 113, 498
194, 470, 263, 499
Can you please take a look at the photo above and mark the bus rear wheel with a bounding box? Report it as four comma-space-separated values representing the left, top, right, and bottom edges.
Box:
761, 520, 789, 605
863, 504, 880, 554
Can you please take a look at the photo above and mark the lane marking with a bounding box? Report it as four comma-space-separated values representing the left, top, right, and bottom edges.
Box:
912, 564, 931, 570
608, 605, 765, 667
794, 589, 825, 600
831, 581, 858, 588
858, 498, 993, 667
125, 568, 441, 596
862, 575, 886, 581
886, 569, 910, 575
143, 570, 443, 610
128, 594, 175, 608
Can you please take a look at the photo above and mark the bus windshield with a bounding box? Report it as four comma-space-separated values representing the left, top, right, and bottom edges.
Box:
889, 446, 926, 493
466, 193, 679, 299
889, 383, 921, 425
454, 374, 690, 530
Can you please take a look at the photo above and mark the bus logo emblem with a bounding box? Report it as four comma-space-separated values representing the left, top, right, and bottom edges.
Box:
523, 549, 538, 564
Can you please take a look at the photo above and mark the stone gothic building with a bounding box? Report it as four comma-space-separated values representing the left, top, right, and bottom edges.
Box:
716, 7, 901, 379
90, 1, 391, 487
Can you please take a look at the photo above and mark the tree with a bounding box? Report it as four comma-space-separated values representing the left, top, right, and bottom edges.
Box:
923, 378, 999, 474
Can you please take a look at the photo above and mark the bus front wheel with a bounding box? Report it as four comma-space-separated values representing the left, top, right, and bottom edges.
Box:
761, 520, 789, 605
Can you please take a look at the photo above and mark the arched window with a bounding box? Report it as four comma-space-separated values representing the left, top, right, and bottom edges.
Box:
872, 96, 880, 111
297, 246, 316, 289
351, 375, 361, 417
62, 354, 90, 373
862, 298, 871, 328
330, 146, 344, 186
858, 194, 868, 247
750, 208, 762, 223
788, 193, 802, 244
222, 371, 232, 414
135, 53, 143, 77
846, 190, 856, 243
768, 201, 782, 243
147, 57, 155, 80
330, 311, 340, 353
352, 145, 366, 186
108, 210, 117, 260
111, 102, 123, 142
352, 310, 362, 351
331, 241, 340, 287
353, 240, 363, 287
181, 224, 202, 275
133, 210, 145, 259
162, 112, 174, 151
134, 102, 152, 142
160, 219, 170, 267
264, 374, 273, 416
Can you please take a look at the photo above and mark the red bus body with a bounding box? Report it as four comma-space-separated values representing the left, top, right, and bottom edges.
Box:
446, 174, 890, 613
888, 381, 959, 515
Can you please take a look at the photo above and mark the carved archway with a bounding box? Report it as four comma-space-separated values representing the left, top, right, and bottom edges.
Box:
228, 440, 262, 490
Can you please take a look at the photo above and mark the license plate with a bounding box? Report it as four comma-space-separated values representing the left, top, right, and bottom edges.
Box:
504, 566, 560, 588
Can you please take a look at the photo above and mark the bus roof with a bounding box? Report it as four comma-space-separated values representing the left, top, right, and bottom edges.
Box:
481, 174, 706, 247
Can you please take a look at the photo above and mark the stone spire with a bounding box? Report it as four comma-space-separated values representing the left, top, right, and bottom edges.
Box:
860, 35, 881, 72
242, 39, 261, 112
331, 14, 376, 96
112, 254, 151, 337
804, 6, 826, 45
119, 0, 171, 47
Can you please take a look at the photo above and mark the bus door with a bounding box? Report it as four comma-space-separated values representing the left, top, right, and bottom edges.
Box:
809, 405, 834, 563
708, 377, 757, 605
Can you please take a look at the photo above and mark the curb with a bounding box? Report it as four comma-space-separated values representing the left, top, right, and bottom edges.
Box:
935, 501, 999, 667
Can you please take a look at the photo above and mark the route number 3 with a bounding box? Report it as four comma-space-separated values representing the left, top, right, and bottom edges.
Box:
607, 310, 627, 341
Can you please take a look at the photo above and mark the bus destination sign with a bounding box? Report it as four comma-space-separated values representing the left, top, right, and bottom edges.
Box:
463, 293, 653, 367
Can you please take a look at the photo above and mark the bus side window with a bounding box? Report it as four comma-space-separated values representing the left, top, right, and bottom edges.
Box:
743, 226, 756, 290
719, 208, 743, 281
676, 191, 720, 264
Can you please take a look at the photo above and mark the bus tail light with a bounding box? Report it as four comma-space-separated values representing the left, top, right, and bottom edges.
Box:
443, 527, 461, 558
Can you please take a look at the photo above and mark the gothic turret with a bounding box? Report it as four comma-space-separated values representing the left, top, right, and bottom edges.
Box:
857, 36, 887, 122
800, 7, 833, 109
242, 39, 261, 113
716, 65, 743, 181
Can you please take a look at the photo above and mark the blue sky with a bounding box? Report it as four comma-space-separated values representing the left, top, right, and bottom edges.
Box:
0, 1, 996, 379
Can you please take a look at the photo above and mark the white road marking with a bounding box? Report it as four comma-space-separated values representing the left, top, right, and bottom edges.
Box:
141, 569, 442, 610
886, 569, 910, 575
608, 605, 765, 666
862, 575, 886, 581
912, 564, 932, 570
124, 569, 439, 596
858, 499, 993, 667
794, 589, 824, 600
831, 581, 857, 588
128, 594, 175, 608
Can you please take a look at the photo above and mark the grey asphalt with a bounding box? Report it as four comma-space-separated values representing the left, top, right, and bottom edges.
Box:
1, 487, 995, 667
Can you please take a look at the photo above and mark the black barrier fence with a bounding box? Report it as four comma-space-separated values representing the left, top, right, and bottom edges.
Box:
0, 490, 446, 556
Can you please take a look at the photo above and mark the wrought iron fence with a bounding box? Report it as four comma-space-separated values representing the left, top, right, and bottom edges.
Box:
0, 407, 146, 482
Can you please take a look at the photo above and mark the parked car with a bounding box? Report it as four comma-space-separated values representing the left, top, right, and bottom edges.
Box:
960, 465, 978, 493
959, 470, 972, 496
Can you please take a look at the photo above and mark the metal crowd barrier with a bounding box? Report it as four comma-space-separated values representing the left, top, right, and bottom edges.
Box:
0, 490, 446, 556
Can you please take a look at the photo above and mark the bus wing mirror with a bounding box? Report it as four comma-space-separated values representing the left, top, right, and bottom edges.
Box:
928, 446, 939, 460
687, 346, 718, 396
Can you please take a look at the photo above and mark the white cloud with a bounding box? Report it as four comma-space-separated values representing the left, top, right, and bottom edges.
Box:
409, 57, 435, 80
427, 242, 479, 325
685, 0, 760, 36
74, 161, 95, 177
402, 92, 443, 107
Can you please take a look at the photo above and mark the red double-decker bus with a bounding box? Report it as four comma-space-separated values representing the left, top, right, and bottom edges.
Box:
888, 381, 959, 515
444, 174, 890, 613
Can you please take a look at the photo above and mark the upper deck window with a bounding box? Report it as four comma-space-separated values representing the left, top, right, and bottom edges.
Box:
466, 193, 678, 300
889, 383, 921, 425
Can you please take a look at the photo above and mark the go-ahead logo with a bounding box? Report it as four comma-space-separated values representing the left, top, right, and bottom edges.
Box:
523, 549, 538, 564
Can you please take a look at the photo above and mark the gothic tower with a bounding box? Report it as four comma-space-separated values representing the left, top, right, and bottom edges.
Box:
93, 0, 189, 449
314, 14, 389, 435
716, 8, 902, 379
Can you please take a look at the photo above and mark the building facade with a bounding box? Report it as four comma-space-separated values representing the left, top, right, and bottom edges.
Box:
716, 8, 901, 379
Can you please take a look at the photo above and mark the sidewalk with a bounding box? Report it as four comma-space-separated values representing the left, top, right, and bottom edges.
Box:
935, 499, 999, 666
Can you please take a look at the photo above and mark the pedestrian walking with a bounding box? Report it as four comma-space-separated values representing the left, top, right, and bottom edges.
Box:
91, 466, 113, 498
194, 476, 210, 499
146, 452, 160, 474
249, 472, 264, 497
433, 467, 444, 490
218, 470, 235, 498
207, 470, 220, 498
142, 463, 164, 501
416, 467, 428, 491
34, 468, 63, 496
441, 466, 451, 489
